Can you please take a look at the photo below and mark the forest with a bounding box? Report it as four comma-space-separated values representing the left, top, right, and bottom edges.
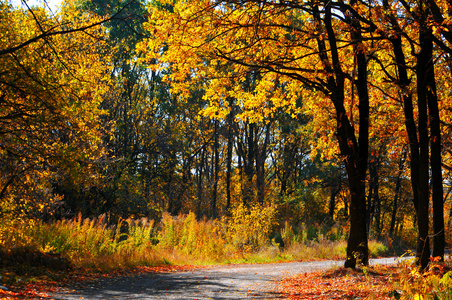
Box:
1, 0, 452, 297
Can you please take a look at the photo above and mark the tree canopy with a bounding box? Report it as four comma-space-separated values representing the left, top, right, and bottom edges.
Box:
1, 0, 451, 270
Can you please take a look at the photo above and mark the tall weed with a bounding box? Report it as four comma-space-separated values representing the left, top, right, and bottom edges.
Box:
223, 202, 278, 252
0, 208, 392, 272
158, 212, 225, 263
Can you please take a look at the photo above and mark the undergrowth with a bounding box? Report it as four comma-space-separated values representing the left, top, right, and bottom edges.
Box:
1, 205, 393, 284
3, 209, 448, 299
389, 257, 452, 300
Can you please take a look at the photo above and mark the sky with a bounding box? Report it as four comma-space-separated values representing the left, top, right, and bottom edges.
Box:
11, 0, 60, 12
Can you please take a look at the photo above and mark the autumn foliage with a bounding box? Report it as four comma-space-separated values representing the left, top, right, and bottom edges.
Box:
0, 1, 111, 222
1, 0, 452, 297
279, 267, 394, 300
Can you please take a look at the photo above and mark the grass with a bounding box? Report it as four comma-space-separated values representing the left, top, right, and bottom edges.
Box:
0, 211, 395, 287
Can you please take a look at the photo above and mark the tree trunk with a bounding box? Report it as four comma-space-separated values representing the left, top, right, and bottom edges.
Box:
329, 187, 340, 219
416, 24, 432, 270
345, 4, 370, 267
315, 0, 370, 268
211, 119, 219, 218
390, 150, 407, 238
226, 104, 234, 212
387, 17, 430, 268
256, 124, 270, 204
368, 157, 382, 237
367, 161, 375, 233
422, 29, 444, 261
196, 145, 206, 216
243, 122, 255, 206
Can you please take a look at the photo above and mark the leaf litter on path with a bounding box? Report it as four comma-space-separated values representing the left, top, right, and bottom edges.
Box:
2, 260, 401, 299
0, 264, 202, 299
278, 266, 395, 300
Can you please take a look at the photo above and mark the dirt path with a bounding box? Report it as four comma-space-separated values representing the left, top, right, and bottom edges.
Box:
52, 257, 402, 300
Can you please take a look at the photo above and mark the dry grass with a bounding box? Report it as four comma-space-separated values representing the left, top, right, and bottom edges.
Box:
0, 212, 391, 279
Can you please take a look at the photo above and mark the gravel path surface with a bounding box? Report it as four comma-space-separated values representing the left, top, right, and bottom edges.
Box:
52, 257, 404, 300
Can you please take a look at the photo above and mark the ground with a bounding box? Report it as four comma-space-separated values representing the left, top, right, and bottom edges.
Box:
0, 258, 401, 299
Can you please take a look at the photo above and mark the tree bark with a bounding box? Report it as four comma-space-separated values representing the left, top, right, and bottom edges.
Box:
416, 24, 432, 270
243, 122, 256, 206
421, 28, 444, 261
256, 124, 270, 204
211, 119, 219, 218
386, 10, 430, 267
368, 156, 382, 237
344, 1, 370, 268
226, 101, 234, 212
196, 145, 206, 216
390, 150, 407, 238
316, 0, 369, 268
329, 187, 340, 219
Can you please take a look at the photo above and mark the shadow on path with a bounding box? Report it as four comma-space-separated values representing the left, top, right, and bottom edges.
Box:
53, 257, 404, 299
56, 267, 284, 299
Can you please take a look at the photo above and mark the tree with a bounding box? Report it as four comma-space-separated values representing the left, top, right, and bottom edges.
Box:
0, 1, 112, 219
141, 0, 377, 267
370, 0, 449, 268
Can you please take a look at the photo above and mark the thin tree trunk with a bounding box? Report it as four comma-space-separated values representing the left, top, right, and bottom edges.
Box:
390, 150, 407, 238
226, 103, 234, 212
329, 187, 340, 219
211, 119, 219, 218
368, 157, 382, 238
256, 124, 270, 204
367, 161, 376, 233
196, 146, 205, 216
243, 122, 255, 206
386, 11, 430, 268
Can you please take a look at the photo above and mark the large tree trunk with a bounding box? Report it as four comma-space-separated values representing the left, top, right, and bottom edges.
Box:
387, 12, 430, 268
416, 24, 432, 270
315, 0, 370, 268
345, 3, 370, 268
422, 29, 444, 261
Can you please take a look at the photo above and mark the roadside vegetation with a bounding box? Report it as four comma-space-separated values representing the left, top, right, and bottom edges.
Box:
0, 207, 391, 282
